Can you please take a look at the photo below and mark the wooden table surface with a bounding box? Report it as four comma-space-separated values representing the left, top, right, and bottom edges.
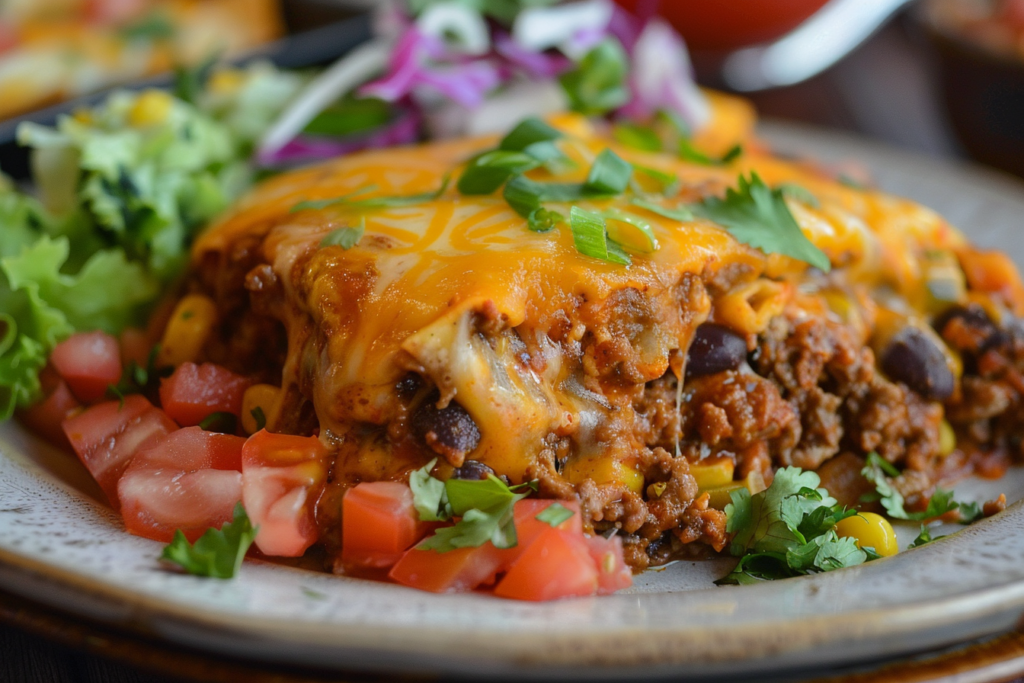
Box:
4, 11, 1024, 683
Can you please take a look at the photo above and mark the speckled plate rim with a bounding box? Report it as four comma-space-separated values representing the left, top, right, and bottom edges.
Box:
4, 122, 1024, 680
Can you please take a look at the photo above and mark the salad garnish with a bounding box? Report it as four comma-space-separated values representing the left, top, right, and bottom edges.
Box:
718, 467, 867, 585
161, 503, 257, 579
860, 452, 982, 523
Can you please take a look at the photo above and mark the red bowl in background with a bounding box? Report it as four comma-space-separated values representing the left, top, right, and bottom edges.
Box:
615, 0, 831, 51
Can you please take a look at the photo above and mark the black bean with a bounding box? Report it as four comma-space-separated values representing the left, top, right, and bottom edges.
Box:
412, 398, 481, 461
395, 373, 423, 399
685, 323, 748, 378
933, 304, 1006, 353
880, 327, 955, 401
452, 460, 495, 481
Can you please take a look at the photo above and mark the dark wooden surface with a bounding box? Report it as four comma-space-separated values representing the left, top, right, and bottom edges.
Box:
2, 11, 1023, 683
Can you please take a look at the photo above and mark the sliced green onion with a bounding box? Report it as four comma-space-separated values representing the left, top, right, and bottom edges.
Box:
678, 139, 743, 167
777, 182, 820, 208
499, 117, 562, 152
320, 217, 365, 249
603, 209, 659, 253
503, 176, 590, 217
458, 151, 541, 195
559, 39, 630, 116
293, 176, 450, 213
527, 208, 563, 233
631, 198, 694, 222
613, 124, 662, 152
250, 406, 267, 432
569, 206, 630, 266
585, 149, 633, 195
631, 164, 680, 196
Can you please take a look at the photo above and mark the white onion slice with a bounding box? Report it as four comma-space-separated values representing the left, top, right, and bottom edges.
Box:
257, 37, 393, 158
512, 0, 613, 56
417, 3, 491, 56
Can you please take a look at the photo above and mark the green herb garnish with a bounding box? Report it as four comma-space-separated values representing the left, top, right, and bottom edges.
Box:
250, 406, 267, 432
613, 124, 663, 152
777, 182, 821, 208
559, 39, 630, 116
694, 172, 831, 272
860, 452, 975, 521
536, 503, 574, 527
320, 217, 365, 250
293, 176, 450, 213
584, 149, 633, 196
198, 411, 237, 434
630, 198, 694, 222
908, 525, 941, 548
569, 206, 630, 266
161, 503, 256, 579
717, 467, 866, 585
409, 458, 451, 522
417, 475, 533, 552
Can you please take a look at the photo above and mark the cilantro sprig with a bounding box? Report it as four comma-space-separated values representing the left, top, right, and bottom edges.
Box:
718, 467, 867, 585
694, 172, 831, 273
161, 503, 257, 579
860, 453, 982, 523
410, 460, 538, 552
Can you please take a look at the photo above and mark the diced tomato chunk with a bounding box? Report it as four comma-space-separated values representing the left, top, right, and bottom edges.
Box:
50, 331, 122, 404
389, 544, 505, 593
494, 527, 599, 602
241, 430, 329, 557
19, 380, 81, 449
341, 482, 430, 569
118, 426, 245, 543
495, 499, 582, 566
159, 362, 250, 427
584, 534, 632, 595
62, 395, 177, 508
119, 327, 152, 368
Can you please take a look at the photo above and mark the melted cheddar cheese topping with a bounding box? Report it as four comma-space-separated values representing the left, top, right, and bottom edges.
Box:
194, 93, 967, 484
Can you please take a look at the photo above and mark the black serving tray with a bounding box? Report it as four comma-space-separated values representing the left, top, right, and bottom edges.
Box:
0, 3, 372, 180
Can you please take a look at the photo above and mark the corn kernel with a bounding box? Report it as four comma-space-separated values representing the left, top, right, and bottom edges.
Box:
834, 512, 898, 557
647, 481, 667, 499
691, 457, 735, 491
563, 457, 644, 495
209, 69, 245, 95
242, 384, 281, 435
129, 90, 174, 128
157, 294, 217, 367
939, 419, 956, 457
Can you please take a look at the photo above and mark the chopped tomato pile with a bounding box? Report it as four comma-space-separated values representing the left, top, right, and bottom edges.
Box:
20, 329, 631, 600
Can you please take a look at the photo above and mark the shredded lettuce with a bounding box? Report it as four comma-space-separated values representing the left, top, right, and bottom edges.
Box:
1, 63, 301, 420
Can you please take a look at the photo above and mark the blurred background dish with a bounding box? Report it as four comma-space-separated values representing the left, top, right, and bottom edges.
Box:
922, 0, 1024, 177
0, 0, 283, 120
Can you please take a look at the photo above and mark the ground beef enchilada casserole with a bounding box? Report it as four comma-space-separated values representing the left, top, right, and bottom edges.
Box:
116, 90, 1009, 587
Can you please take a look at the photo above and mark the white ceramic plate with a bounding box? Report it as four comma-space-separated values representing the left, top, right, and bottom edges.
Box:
4, 121, 1024, 681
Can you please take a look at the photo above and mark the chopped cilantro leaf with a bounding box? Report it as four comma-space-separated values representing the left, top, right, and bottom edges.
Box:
198, 411, 237, 434
536, 502, 574, 527
320, 218, 365, 250
717, 467, 867, 585
861, 452, 972, 521
909, 525, 942, 548
160, 503, 256, 579
417, 475, 530, 552
694, 172, 831, 272
409, 458, 451, 522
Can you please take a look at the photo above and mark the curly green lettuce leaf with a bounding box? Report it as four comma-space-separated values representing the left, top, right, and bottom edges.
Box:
0, 236, 158, 418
